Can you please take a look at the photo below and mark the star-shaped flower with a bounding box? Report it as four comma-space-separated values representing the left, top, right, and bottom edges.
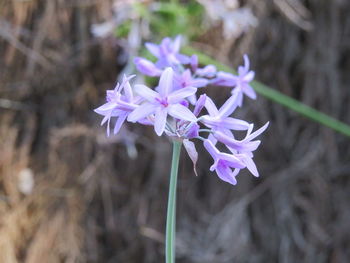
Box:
174, 69, 208, 104
94, 75, 138, 136
214, 122, 269, 153
174, 69, 208, 89
134, 57, 162, 77
201, 93, 249, 132
145, 36, 190, 68
203, 139, 245, 185
214, 55, 256, 106
214, 122, 269, 177
128, 68, 197, 136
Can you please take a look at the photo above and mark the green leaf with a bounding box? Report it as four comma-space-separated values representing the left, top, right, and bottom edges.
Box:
114, 20, 132, 38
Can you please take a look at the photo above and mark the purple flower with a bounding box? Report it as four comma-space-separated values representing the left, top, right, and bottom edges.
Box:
134, 57, 162, 77
201, 93, 249, 132
185, 123, 200, 139
145, 36, 190, 68
190, 55, 198, 72
193, 94, 207, 116
94, 75, 138, 136
214, 122, 269, 177
214, 55, 256, 106
128, 68, 197, 136
94, 37, 269, 187
203, 139, 245, 185
174, 69, 208, 104
183, 139, 199, 176
189, 54, 217, 78
214, 122, 269, 153
174, 69, 208, 89
196, 65, 217, 78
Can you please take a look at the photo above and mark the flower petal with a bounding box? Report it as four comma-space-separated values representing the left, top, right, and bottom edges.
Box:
218, 93, 239, 118
243, 71, 255, 82
134, 57, 162, 77
196, 65, 216, 77
193, 94, 206, 116
242, 84, 257, 99
122, 76, 134, 102
246, 122, 269, 141
216, 164, 237, 185
145, 43, 160, 57
213, 71, 236, 86
187, 94, 197, 105
218, 153, 245, 168
175, 54, 190, 64
154, 107, 168, 136
183, 139, 199, 176
190, 54, 198, 71
215, 131, 261, 152
127, 103, 157, 122
172, 35, 182, 53
106, 113, 112, 137
134, 84, 158, 102
243, 54, 250, 72
113, 113, 127, 135
94, 102, 116, 115
158, 67, 173, 97
155, 58, 169, 69
168, 87, 197, 104
160, 38, 171, 54
204, 96, 219, 116
190, 78, 208, 88
168, 104, 197, 122
242, 155, 259, 177
231, 88, 244, 107
101, 113, 110, 126
203, 139, 219, 159
219, 117, 250, 130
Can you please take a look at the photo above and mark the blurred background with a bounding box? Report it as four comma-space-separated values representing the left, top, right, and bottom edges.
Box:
1, 0, 350, 262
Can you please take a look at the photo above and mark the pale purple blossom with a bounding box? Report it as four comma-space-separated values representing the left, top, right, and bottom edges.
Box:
214, 54, 256, 106
201, 93, 249, 132
174, 69, 208, 104
190, 54, 217, 78
193, 94, 207, 116
128, 68, 197, 136
145, 35, 190, 68
183, 139, 199, 176
190, 55, 198, 72
203, 139, 245, 185
214, 122, 269, 177
196, 65, 217, 78
214, 122, 269, 153
94, 36, 268, 186
174, 69, 208, 90
94, 75, 138, 136
134, 57, 162, 77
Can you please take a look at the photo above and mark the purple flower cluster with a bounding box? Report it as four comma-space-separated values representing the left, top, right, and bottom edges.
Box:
95, 36, 268, 185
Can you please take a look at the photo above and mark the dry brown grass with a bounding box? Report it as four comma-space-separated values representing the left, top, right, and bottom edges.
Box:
1, 0, 350, 262
0, 115, 85, 263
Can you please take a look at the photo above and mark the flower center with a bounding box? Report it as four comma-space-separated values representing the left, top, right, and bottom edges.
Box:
156, 97, 169, 107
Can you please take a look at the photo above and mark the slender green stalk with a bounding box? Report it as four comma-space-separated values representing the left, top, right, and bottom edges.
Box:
183, 46, 350, 137
166, 140, 182, 263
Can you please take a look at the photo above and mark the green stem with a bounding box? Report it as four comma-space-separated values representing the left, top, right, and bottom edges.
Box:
183, 46, 350, 137
166, 140, 182, 263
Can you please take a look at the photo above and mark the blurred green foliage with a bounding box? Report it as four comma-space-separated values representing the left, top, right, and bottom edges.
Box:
115, 20, 132, 38
115, 1, 205, 40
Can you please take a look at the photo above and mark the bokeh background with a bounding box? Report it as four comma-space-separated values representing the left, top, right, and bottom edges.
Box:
1, 0, 350, 262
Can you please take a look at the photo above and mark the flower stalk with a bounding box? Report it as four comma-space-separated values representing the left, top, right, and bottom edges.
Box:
166, 140, 182, 263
